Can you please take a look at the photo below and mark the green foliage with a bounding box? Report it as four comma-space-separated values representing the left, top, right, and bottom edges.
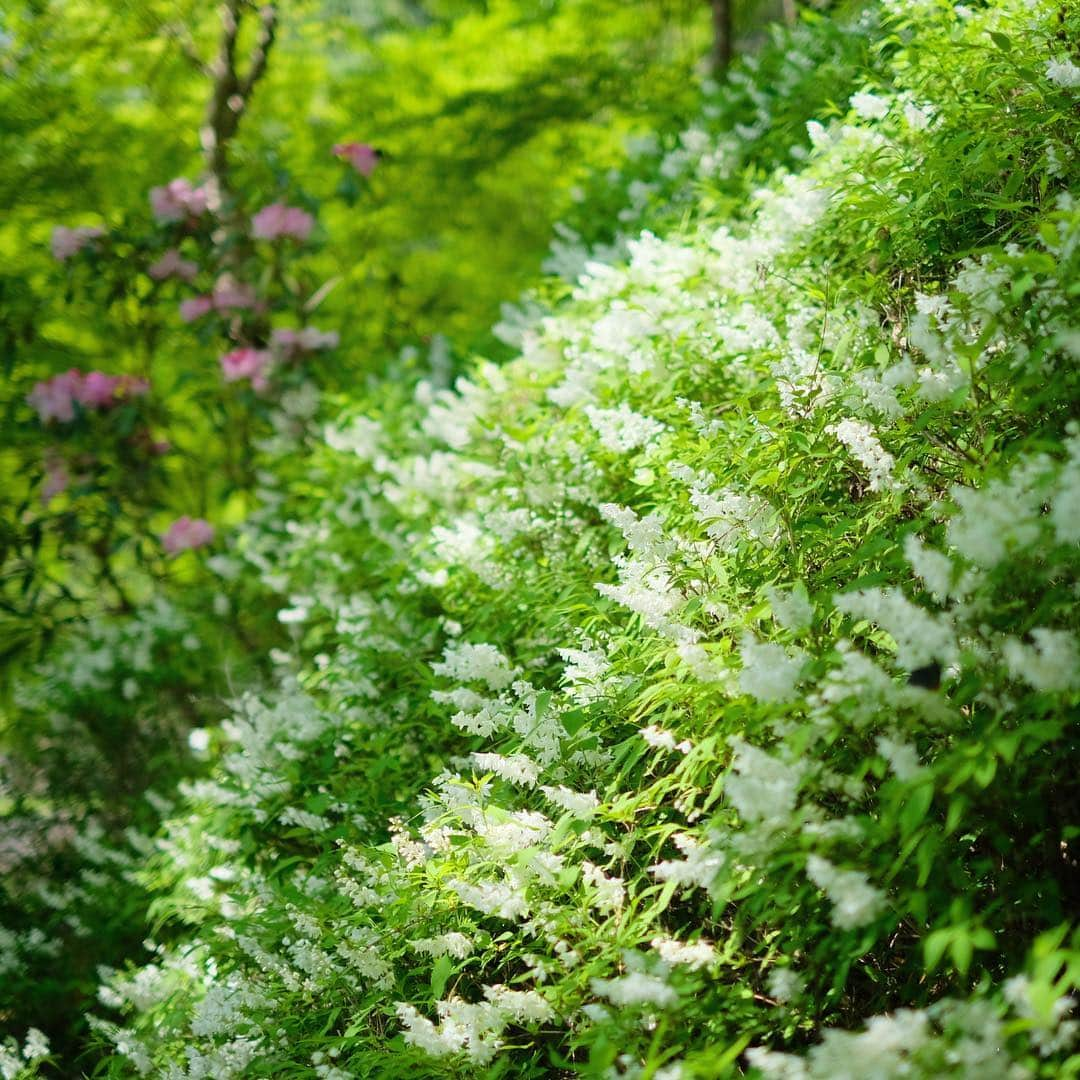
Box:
4, 0, 1080, 1076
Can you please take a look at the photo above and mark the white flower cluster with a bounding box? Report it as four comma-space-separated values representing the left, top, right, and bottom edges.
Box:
749, 985, 1078, 1078
585, 404, 667, 454
737, 637, 807, 703
0, 1028, 49, 1080
1046, 58, 1080, 89
590, 971, 677, 1010
396, 985, 554, 1065
431, 642, 520, 691
725, 737, 804, 824
650, 936, 716, 970
828, 418, 901, 493
805, 855, 885, 930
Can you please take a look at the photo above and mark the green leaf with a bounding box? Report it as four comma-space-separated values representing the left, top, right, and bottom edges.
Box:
950, 933, 974, 976
431, 954, 453, 1000
899, 783, 935, 839
924, 929, 952, 972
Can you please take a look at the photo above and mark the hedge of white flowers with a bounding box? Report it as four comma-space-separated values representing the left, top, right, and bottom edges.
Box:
11, 0, 1080, 1076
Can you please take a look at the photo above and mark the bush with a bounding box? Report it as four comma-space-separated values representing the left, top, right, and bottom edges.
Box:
6, 0, 1080, 1076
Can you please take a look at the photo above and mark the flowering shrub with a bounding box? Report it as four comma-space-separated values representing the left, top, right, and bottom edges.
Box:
3, 0, 1079, 1074
1, 0, 719, 1067
43, 0, 1077, 1077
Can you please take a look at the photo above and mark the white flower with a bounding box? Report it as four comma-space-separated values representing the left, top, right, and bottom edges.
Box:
483, 985, 555, 1024
828, 419, 901, 493
599, 503, 675, 560
849, 91, 890, 120
596, 558, 689, 640
447, 878, 529, 921
834, 588, 956, 670
1046, 58, 1080, 89
471, 753, 540, 787
590, 971, 677, 1009
22, 1027, 50, 1061
725, 737, 803, 824
805, 855, 885, 930
1051, 437, 1080, 544
766, 585, 814, 633
1002, 628, 1080, 692
324, 416, 382, 459
557, 646, 611, 704
875, 735, 924, 781
903, 535, 954, 600
640, 724, 692, 754
412, 934, 474, 960
430, 519, 500, 582
650, 936, 715, 970
738, 636, 806, 703
767, 968, 805, 1004
187, 728, 211, 754
902, 100, 933, 130
1003, 974, 1079, 1056
432, 642, 520, 691
540, 785, 600, 819
688, 484, 777, 550
581, 861, 625, 912
585, 404, 666, 453
650, 832, 725, 891
278, 604, 310, 625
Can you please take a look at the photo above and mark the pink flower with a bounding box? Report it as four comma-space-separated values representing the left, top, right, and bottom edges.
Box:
27, 370, 83, 423
180, 280, 261, 321
162, 516, 214, 555
271, 326, 340, 356
51, 225, 105, 261
212, 276, 258, 311
27, 370, 148, 423
251, 203, 314, 241
221, 347, 271, 390
179, 296, 214, 322
333, 142, 380, 177
149, 248, 198, 282
150, 179, 210, 223
79, 372, 121, 408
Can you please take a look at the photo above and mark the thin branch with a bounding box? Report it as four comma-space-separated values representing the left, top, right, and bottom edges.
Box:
200, 2, 278, 210
238, 5, 277, 100
160, 19, 212, 76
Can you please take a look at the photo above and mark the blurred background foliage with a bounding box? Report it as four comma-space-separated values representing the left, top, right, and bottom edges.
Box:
0, 0, 719, 663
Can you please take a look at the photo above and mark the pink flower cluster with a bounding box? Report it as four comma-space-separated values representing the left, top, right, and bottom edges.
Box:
150, 179, 210, 223
221, 347, 271, 390
161, 516, 214, 555
51, 225, 105, 262
251, 203, 314, 241
179, 277, 260, 322
149, 248, 199, 282
271, 326, 340, 355
333, 142, 380, 177
27, 370, 150, 424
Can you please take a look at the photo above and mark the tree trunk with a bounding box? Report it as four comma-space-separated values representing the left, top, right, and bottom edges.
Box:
709, 0, 732, 75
